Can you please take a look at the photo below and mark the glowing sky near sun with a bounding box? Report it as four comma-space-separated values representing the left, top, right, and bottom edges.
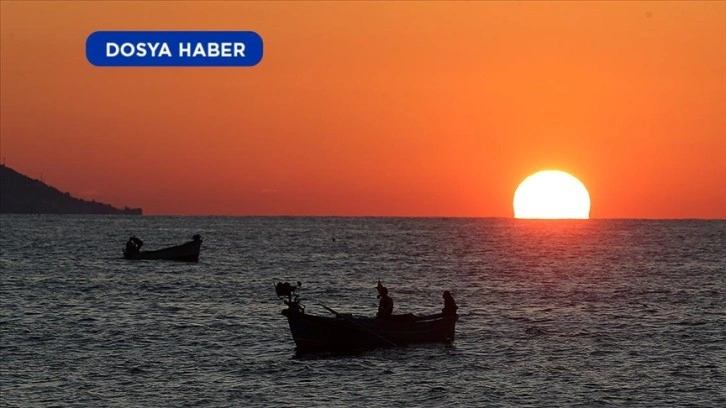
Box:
1, 1, 724, 217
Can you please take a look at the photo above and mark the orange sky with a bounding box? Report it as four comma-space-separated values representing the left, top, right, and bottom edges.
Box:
1, 1, 724, 217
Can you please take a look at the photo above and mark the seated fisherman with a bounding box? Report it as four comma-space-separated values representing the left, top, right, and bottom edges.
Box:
125, 236, 143, 254
376, 282, 394, 319
442, 290, 458, 316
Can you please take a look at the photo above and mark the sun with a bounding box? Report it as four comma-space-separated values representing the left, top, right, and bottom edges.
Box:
513, 170, 591, 219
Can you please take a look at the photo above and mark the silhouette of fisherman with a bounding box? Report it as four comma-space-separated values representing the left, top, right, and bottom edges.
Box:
442, 290, 458, 316
125, 236, 143, 255
376, 280, 394, 319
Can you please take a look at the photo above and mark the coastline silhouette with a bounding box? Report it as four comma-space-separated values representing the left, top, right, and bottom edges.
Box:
0, 164, 142, 215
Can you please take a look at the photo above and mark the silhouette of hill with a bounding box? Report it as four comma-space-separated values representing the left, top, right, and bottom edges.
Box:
0, 165, 142, 215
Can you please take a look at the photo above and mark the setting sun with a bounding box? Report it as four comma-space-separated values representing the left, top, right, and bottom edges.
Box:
513, 170, 591, 219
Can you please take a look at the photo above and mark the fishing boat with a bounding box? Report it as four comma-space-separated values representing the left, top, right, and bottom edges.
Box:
275, 281, 459, 353
123, 234, 203, 262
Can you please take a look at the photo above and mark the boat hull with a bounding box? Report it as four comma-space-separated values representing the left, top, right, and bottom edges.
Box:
123, 240, 202, 262
283, 311, 458, 353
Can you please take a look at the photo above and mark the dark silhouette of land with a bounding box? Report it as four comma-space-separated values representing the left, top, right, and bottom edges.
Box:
0, 164, 142, 215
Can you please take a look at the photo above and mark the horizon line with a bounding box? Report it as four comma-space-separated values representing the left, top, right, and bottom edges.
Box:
2, 213, 724, 221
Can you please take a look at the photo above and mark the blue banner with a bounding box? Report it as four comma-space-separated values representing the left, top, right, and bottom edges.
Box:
86, 31, 263, 67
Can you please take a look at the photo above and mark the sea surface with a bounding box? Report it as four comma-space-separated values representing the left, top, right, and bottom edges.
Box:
0, 216, 724, 407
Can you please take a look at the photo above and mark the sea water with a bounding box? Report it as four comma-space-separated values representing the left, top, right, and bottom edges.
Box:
0, 216, 724, 407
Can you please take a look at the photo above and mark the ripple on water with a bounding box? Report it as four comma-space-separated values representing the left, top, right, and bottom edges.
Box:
0, 217, 724, 407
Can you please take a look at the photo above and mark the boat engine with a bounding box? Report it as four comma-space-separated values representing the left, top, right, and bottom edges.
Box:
275, 281, 304, 315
